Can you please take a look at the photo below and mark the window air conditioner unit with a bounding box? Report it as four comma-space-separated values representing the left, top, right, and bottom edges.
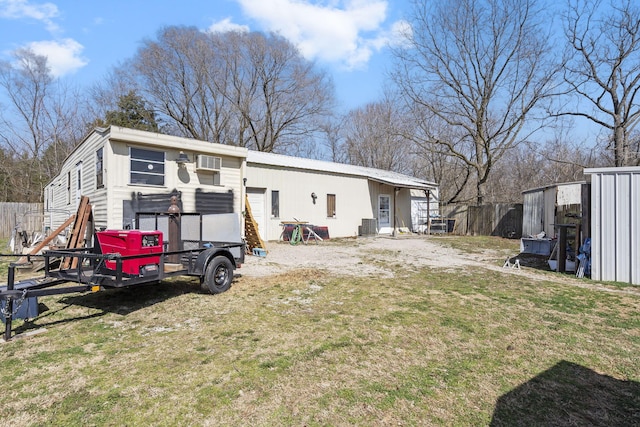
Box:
196, 155, 221, 172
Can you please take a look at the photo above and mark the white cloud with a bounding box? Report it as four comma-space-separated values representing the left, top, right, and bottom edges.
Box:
0, 0, 60, 32
236, 0, 401, 69
26, 38, 88, 77
208, 17, 249, 33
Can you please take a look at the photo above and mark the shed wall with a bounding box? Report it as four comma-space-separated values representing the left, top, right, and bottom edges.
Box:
588, 168, 640, 285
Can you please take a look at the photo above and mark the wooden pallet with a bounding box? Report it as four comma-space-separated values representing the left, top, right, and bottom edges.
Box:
244, 195, 266, 252
62, 196, 93, 269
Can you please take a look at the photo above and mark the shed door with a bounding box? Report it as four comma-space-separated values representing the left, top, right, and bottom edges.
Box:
246, 188, 266, 241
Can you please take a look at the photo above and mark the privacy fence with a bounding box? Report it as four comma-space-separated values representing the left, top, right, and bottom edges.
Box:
440, 203, 523, 238
0, 203, 44, 239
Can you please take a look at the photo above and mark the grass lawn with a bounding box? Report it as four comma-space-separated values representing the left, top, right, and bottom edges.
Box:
1, 237, 639, 426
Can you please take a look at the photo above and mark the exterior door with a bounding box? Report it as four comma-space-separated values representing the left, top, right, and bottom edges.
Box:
378, 194, 391, 232
246, 188, 267, 241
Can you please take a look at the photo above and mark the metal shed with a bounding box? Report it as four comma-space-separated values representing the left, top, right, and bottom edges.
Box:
521, 182, 584, 238
584, 166, 640, 286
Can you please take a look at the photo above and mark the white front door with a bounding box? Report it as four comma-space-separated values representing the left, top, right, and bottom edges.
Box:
378, 194, 391, 233
246, 188, 267, 241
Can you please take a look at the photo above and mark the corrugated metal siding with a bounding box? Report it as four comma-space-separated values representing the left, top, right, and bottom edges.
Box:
543, 188, 557, 237
587, 167, 640, 285
522, 191, 544, 237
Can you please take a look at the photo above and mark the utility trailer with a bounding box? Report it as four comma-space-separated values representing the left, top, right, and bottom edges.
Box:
1, 212, 245, 342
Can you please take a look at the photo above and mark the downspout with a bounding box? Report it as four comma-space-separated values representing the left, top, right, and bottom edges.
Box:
425, 188, 431, 234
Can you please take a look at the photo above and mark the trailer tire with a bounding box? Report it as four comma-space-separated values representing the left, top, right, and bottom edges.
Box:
202, 256, 233, 294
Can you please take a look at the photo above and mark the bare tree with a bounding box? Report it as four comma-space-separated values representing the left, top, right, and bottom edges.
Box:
563, 0, 640, 166
319, 117, 348, 163
341, 98, 413, 173
487, 138, 603, 203
393, 0, 560, 204
0, 48, 83, 202
128, 26, 334, 152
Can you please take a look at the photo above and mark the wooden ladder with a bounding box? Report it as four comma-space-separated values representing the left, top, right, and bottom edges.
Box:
244, 195, 266, 253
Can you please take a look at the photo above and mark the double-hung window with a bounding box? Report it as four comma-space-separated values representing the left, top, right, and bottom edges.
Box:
130, 147, 165, 186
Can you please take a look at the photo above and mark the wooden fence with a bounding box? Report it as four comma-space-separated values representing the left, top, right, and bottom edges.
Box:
0, 203, 44, 239
440, 203, 523, 238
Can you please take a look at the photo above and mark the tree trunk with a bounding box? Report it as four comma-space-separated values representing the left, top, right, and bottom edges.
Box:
614, 124, 627, 167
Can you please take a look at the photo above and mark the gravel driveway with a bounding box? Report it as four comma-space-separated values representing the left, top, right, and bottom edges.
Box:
238, 235, 500, 278
237, 235, 640, 297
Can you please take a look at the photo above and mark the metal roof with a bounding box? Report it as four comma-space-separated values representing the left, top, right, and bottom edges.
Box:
247, 151, 438, 190
584, 166, 640, 174
521, 181, 586, 195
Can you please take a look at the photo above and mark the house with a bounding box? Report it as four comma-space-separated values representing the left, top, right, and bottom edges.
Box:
44, 126, 248, 232
44, 126, 439, 242
584, 166, 640, 286
245, 151, 438, 241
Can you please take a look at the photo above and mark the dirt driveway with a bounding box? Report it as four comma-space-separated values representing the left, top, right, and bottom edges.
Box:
240, 235, 515, 278
238, 235, 640, 296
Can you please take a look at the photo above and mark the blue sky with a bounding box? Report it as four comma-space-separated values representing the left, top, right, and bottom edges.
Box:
0, 0, 411, 112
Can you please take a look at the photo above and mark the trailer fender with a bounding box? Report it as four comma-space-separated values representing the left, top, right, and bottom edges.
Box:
193, 248, 236, 277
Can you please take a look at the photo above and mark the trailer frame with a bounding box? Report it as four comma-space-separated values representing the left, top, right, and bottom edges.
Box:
1, 212, 245, 342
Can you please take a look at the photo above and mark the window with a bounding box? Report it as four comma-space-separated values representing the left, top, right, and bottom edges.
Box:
271, 190, 280, 218
76, 161, 83, 207
67, 171, 71, 204
327, 194, 336, 218
96, 147, 104, 188
130, 147, 165, 186
76, 162, 82, 191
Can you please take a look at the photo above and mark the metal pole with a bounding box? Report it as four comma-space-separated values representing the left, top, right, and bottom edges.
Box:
4, 264, 15, 341
168, 196, 181, 263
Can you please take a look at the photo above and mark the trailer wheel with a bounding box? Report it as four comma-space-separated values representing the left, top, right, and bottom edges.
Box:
202, 256, 233, 294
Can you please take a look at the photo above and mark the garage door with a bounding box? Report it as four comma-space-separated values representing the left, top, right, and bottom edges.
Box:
246, 188, 267, 241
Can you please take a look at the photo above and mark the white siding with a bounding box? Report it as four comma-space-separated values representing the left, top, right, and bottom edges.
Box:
246, 164, 377, 240
45, 130, 109, 231
246, 188, 266, 241
45, 126, 247, 231
586, 167, 640, 286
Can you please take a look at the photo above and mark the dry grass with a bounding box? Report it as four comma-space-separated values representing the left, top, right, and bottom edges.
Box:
1, 237, 639, 426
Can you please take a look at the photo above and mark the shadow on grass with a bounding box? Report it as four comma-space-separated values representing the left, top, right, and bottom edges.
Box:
13, 278, 214, 336
60, 278, 203, 314
491, 360, 640, 426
